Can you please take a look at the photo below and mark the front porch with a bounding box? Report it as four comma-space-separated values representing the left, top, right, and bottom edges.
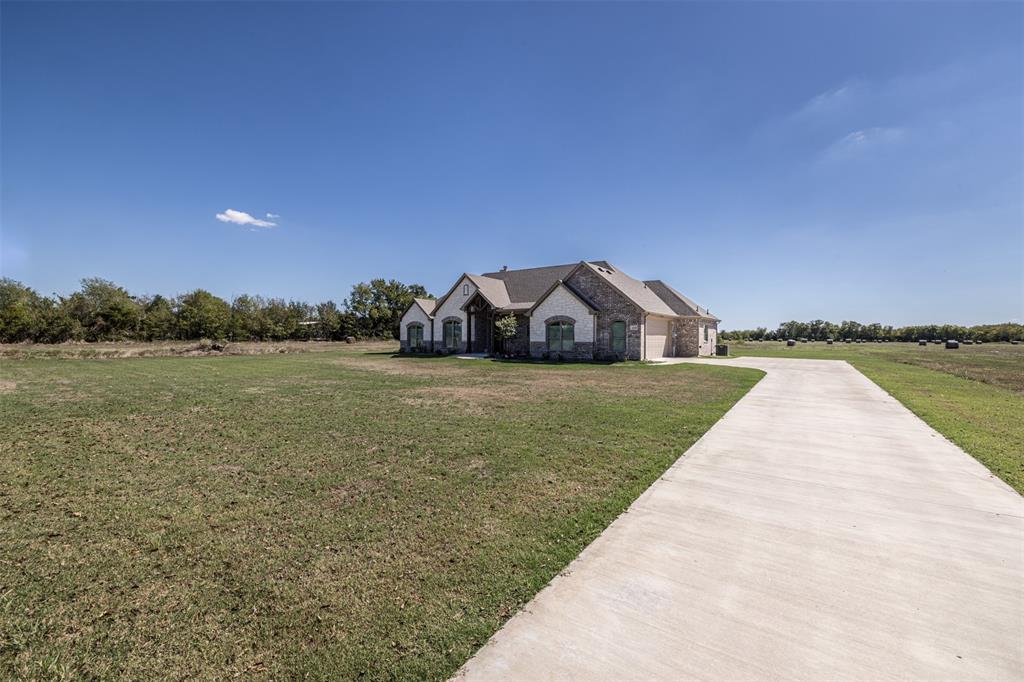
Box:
463, 292, 529, 356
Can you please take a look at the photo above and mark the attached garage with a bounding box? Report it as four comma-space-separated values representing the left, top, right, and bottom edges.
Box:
644, 316, 672, 360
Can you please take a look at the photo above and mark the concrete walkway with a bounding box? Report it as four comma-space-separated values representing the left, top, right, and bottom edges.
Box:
456, 357, 1024, 681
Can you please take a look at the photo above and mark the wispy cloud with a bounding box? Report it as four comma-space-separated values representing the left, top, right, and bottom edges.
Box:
215, 209, 277, 228
265, 213, 280, 219
823, 127, 905, 161
795, 81, 863, 118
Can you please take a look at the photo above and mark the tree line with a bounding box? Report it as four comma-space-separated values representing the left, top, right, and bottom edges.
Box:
0, 277, 430, 343
721, 320, 1024, 343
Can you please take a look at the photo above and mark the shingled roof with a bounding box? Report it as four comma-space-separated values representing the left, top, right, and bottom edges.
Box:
644, 280, 718, 320
582, 262, 677, 316
481, 263, 579, 304
411, 297, 437, 316
465, 274, 511, 309
431, 261, 713, 319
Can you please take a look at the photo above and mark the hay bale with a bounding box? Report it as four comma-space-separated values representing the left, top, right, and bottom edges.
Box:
945, 340, 959, 349
787, 339, 796, 347
918, 340, 927, 346
345, 336, 356, 344
826, 339, 833, 345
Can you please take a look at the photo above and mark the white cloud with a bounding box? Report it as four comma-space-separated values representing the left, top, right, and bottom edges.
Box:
215, 209, 277, 228
823, 127, 905, 160
796, 81, 862, 118
265, 213, 280, 219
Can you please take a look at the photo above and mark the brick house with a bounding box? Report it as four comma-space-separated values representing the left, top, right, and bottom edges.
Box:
399, 261, 719, 360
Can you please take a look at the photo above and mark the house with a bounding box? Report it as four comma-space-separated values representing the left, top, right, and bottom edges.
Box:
399, 261, 719, 360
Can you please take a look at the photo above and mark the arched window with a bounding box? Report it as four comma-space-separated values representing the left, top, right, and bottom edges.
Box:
443, 319, 462, 348
407, 323, 424, 350
611, 320, 626, 353
546, 321, 575, 351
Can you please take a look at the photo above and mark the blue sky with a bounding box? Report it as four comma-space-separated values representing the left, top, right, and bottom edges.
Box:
2, 1, 1021, 329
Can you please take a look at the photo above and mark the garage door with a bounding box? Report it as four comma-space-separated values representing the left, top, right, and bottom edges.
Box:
645, 317, 671, 360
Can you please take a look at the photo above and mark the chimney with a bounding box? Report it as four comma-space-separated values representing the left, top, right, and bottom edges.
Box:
500, 265, 508, 271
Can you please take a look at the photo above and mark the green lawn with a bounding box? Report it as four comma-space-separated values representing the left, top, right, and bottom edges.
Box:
0, 349, 762, 680
726, 341, 1024, 494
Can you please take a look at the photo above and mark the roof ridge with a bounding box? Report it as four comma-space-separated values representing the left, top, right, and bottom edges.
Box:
481, 261, 582, 276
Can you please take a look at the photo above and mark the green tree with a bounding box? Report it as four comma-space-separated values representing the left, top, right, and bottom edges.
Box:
0, 278, 44, 342
141, 295, 178, 340
345, 279, 429, 339
178, 290, 231, 339
63, 277, 142, 341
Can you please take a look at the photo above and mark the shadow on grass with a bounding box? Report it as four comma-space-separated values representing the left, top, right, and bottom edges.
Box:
388, 352, 622, 366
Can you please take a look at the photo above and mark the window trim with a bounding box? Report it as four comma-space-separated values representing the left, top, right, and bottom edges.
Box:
442, 318, 462, 348
407, 323, 424, 349
546, 320, 575, 352
462, 283, 469, 296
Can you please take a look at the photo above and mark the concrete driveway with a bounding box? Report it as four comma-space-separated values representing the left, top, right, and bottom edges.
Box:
455, 357, 1024, 681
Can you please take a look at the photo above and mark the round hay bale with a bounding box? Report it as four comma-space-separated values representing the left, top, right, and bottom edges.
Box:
787, 339, 796, 347
918, 340, 927, 346
345, 336, 356, 344
945, 340, 959, 349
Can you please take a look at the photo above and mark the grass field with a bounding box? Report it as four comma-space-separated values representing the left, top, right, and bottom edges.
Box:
726, 340, 1024, 494
0, 348, 762, 680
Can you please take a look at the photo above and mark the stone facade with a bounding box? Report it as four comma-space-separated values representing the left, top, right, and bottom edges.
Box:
565, 267, 644, 360
671, 317, 718, 357
528, 341, 595, 361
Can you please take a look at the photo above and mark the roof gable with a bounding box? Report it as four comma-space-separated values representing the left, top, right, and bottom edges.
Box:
580, 261, 677, 316
527, 279, 599, 316
464, 274, 511, 309
412, 297, 437, 316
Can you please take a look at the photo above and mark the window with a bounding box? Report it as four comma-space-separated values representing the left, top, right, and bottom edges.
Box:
611, 321, 626, 353
704, 325, 709, 342
546, 321, 575, 352
462, 283, 469, 296
408, 324, 423, 349
443, 319, 461, 348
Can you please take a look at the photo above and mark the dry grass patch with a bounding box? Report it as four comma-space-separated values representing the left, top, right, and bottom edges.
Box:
0, 350, 761, 680
0, 339, 397, 361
